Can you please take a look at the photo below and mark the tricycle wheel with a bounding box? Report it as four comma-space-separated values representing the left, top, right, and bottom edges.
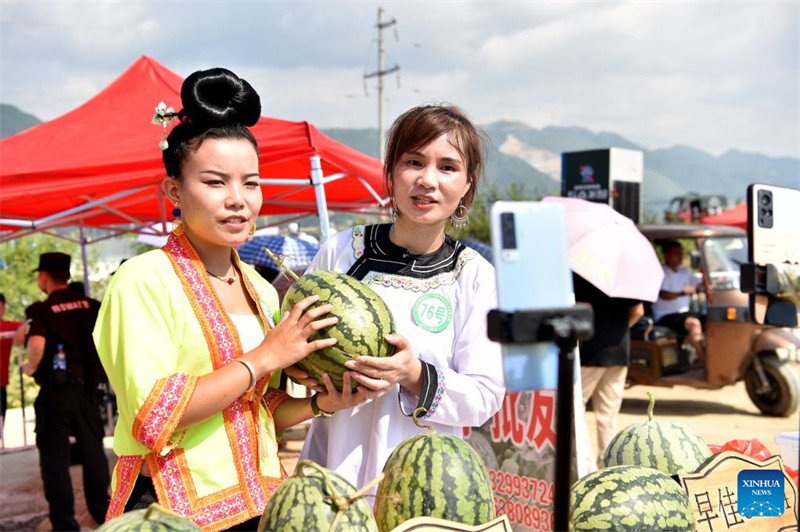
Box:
744, 356, 799, 417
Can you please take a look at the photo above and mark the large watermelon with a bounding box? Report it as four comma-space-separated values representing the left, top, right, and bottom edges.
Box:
258, 459, 377, 532
97, 503, 200, 531
570, 465, 694, 531
281, 271, 396, 392
373, 410, 495, 532
602, 392, 711, 476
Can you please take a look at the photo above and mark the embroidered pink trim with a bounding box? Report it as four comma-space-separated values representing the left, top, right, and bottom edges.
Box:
106, 455, 143, 520
155, 452, 248, 528
132, 373, 197, 453
423, 367, 446, 418
164, 231, 269, 514
263, 387, 290, 413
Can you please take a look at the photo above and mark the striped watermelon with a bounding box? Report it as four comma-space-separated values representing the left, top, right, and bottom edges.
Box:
373, 412, 495, 532
97, 503, 200, 531
602, 392, 711, 476
258, 460, 377, 532
281, 271, 396, 392
570, 465, 694, 531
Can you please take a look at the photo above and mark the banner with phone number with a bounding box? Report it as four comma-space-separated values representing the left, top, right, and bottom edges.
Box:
466, 390, 589, 531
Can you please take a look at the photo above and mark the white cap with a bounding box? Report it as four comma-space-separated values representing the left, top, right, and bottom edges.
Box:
287, 222, 299, 234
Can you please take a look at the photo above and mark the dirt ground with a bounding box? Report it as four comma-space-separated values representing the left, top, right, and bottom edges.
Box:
583, 379, 800, 463
1, 378, 798, 531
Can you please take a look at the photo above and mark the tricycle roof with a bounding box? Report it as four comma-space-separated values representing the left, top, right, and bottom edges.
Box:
639, 224, 746, 240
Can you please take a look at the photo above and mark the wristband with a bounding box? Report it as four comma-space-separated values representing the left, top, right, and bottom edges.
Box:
235, 359, 257, 394
311, 394, 334, 418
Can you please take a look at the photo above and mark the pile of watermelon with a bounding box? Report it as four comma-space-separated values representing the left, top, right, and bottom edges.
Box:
258, 409, 495, 531
570, 392, 707, 531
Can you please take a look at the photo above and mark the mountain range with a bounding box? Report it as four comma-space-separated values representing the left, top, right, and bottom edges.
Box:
3, 103, 798, 219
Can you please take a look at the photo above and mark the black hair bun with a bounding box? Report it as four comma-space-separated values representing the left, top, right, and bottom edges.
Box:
181, 68, 261, 127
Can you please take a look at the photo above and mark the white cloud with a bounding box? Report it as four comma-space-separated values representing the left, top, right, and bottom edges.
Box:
3, 1, 158, 55
0, 0, 797, 158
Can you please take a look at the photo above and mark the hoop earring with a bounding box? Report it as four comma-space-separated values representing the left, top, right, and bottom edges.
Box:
450, 201, 470, 230
249, 224, 257, 236
171, 203, 182, 227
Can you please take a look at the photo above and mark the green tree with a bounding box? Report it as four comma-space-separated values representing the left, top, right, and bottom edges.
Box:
450, 184, 540, 243
0, 234, 78, 320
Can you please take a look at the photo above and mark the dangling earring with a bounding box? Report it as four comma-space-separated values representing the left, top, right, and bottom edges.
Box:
172, 202, 182, 227
450, 200, 470, 229
249, 223, 257, 236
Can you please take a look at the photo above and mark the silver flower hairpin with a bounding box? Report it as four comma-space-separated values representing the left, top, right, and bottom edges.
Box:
151, 101, 176, 150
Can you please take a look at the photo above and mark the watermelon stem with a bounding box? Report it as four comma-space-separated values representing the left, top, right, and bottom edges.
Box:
264, 249, 300, 281
412, 407, 434, 433
647, 391, 655, 421
297, 459, 379, 532
144, 504, 158, 521
352, 472, 384, 500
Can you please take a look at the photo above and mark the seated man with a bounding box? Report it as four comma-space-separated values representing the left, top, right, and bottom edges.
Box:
652, 241, 705, 359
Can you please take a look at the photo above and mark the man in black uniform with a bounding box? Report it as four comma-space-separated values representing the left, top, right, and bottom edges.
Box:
22, 252, 110, 530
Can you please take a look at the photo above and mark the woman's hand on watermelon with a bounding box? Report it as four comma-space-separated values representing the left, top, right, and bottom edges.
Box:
283, 365, 325, 393
315, 372, 367, 412
254, 295, 339, 375
344, 333, 423, 398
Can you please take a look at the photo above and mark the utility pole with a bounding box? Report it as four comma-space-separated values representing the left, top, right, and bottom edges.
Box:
364, 7, 399, 162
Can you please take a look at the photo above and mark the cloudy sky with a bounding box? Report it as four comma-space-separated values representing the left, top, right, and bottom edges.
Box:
1, 1, 798, 158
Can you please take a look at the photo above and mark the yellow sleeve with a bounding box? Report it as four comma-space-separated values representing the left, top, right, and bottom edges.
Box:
93, 254, 198, 454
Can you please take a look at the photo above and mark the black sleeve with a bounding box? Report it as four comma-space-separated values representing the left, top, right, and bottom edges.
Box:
397, 360, 439, 417
26, 302, 48, 338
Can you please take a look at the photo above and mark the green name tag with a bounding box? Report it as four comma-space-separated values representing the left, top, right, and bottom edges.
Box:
412, 294, 453, 333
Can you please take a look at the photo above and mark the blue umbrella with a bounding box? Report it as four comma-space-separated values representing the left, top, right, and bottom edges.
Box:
461, 238, 493, 264
237, 235, 319, 271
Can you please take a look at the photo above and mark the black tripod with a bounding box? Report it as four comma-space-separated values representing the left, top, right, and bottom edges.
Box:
488, 304, 593, 531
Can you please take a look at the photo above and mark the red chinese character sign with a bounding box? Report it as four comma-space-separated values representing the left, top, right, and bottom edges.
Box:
465, 390, 591, 531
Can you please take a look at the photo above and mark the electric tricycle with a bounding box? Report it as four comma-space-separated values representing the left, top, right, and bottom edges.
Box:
628, 224, 800, 417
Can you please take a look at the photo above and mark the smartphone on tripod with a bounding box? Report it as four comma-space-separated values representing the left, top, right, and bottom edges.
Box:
489, 201, 574, 390
747, 183, 800, 326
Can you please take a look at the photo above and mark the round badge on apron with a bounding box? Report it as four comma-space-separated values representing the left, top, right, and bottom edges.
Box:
412, 294, 453, 333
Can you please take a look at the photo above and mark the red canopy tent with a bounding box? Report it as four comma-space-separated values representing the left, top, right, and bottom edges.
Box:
700, 203, 747, 230
0, 56, 387, 243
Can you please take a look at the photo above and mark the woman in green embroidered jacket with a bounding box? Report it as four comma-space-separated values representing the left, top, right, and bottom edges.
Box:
93, 68, 365, 531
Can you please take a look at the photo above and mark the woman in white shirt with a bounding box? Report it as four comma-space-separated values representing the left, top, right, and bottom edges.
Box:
296, 105, 505, 493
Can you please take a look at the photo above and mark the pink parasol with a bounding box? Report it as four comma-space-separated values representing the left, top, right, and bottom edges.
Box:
542, 196, 664, 302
